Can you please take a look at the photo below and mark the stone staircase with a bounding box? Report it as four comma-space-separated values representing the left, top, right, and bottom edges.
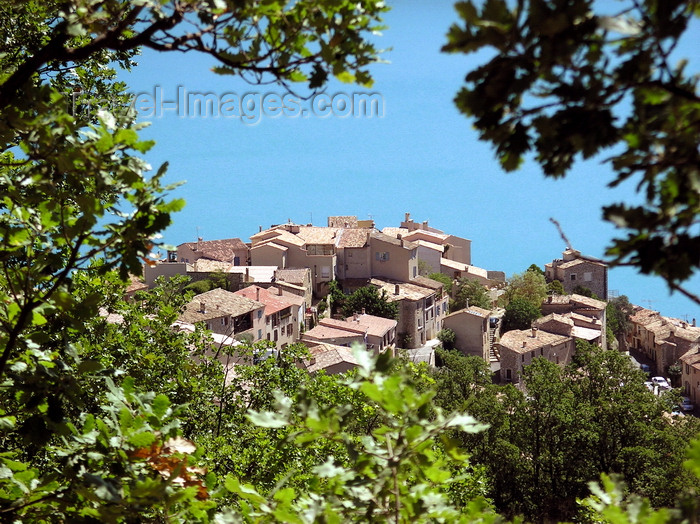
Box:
489, 324, 500, 362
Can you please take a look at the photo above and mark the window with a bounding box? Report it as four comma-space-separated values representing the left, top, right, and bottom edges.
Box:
570, 274, 576, 281
321, 266, 330, 278
257, 310, 263, 319
287, 324, 293, 336
258, 329, 262, 340
376, 252, 389, 261
584, 271, 592, 282
274, 330, 278, 342
505, 369, 512, 382
413, 266, 417, 278
436, 304, 440, 315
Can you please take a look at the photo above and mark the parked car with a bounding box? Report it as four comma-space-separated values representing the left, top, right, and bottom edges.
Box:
644, 381, 654, 392
680, 396, 694, 412
671, 407, 685, 417
640, 364, 651, 375
651, 376, 671, 389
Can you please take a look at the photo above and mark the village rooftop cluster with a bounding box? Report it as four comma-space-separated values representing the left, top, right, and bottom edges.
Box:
133, 213, 700, 409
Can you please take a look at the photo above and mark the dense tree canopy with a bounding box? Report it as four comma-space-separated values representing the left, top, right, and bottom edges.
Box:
444, 0, 700, 304
453, 278, 491, 310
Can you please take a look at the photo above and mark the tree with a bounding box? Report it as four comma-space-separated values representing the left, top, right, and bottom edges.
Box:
0, 1, 387, 519
444, 0, 700, 304
547, 279, 565, 296
453, 278, 491, 310
341, 285, 399, 320
501, 296, 541, 332
607, 295, 634, 338
501, 270, 548, 310
437, 328, 457, 351
428, 272, 454, 294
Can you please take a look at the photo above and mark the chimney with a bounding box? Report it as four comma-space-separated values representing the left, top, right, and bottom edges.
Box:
256, 287, 260, 301
394, 284, 400, 295
362, 308, 366, 315
397, 234, 402, 240
354, 313, 359, 321
245, 267, 249, 281
422, 220, 428, 229
548, 296, 553, 303
532, 327, 538, 338
259, 225, 262, 232
200, 301, 206, 313
405, 212, 410, 222
522, 341, 527, 348
694, 318, 697, 327
278, 287, 283, 296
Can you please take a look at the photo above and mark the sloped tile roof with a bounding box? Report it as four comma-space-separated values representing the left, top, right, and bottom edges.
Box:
337, 228, 370, 248
304, 343, 359, 373
274, 268, 310, 285
235, 285, 296, 315
500, 329, 570, 354
179, 238, 247, 262
328, 216, 358, 228
180, 288, 263, 323
344, 313, 397, 337
297, 226, 339, 244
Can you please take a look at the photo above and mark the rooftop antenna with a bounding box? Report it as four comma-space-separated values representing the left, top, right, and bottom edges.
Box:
550, 217, 573, 250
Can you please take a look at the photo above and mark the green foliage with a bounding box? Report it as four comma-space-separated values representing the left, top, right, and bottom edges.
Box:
453, 278, 491, 310
501, 270, 548, 310
341, 285, 399, 320
434, 343, 700, 521
527, 264, 543, 276
607, 295, 634, 338
223, 346, 496, 522
428, 272, 453, 294
437, 328, 457, 351
501, 297, 541, 332
0, 0, 388, 520
327, 279, 346, 315
445, 0, 700, 302
418, 259, 433, 276
546, 279, 566, 296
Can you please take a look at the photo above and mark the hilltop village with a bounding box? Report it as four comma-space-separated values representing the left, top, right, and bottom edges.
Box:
139, 213, 700, 409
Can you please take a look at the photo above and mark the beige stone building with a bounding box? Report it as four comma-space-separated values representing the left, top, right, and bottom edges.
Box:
370, 277, 448, 348
545, 249, 608, 299
499, 328, 575, 386
174, 238, 248, 266
235, 285, 301, 349
540, 294, 607, 349
441, 306, 492, 361
304, 342, 360, 374
627, 306, 700, 378
399, 213, 472, 266
179, 288, 265, 341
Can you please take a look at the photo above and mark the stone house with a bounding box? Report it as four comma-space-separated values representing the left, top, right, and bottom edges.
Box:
179, 288, 265, 341
174, 238, 249, 266
627, 306, 700, 376
541, 294, 607, 349
545, 248, 608, 299
441, 306, 492, 361
304, 342, 360, 374
499, 327, 575, 386
370, 277, 448, 348
235, 285, 301, 349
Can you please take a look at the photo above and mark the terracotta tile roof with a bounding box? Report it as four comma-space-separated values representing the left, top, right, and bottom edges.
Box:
235, 285, 295, 315
304, 343, 359, 373
370, 231, 418, 250
302, 324, 365, 342
180, 288, 263, 324
179, 238, 247, 262
500, 329, 571, 354
267, 287, 305, 306
297, 226, 339, 244
126, 275, 148, 294
191, 259, 232, 273
440, 259, 489, 279
545, 294, 605, 311
411, 276, 444, 291
328, 216, 358, 228
558, 257, 606, 269
336, 228, 370, 248
370, 278, 434, 301
319, 318, 368, 335
403, 229, 449, 242
381, 227, 409, 238
443, 306, 491, 321
274, 268, 309, 285
343, 313, 397, 337
251, 241, 289, 253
